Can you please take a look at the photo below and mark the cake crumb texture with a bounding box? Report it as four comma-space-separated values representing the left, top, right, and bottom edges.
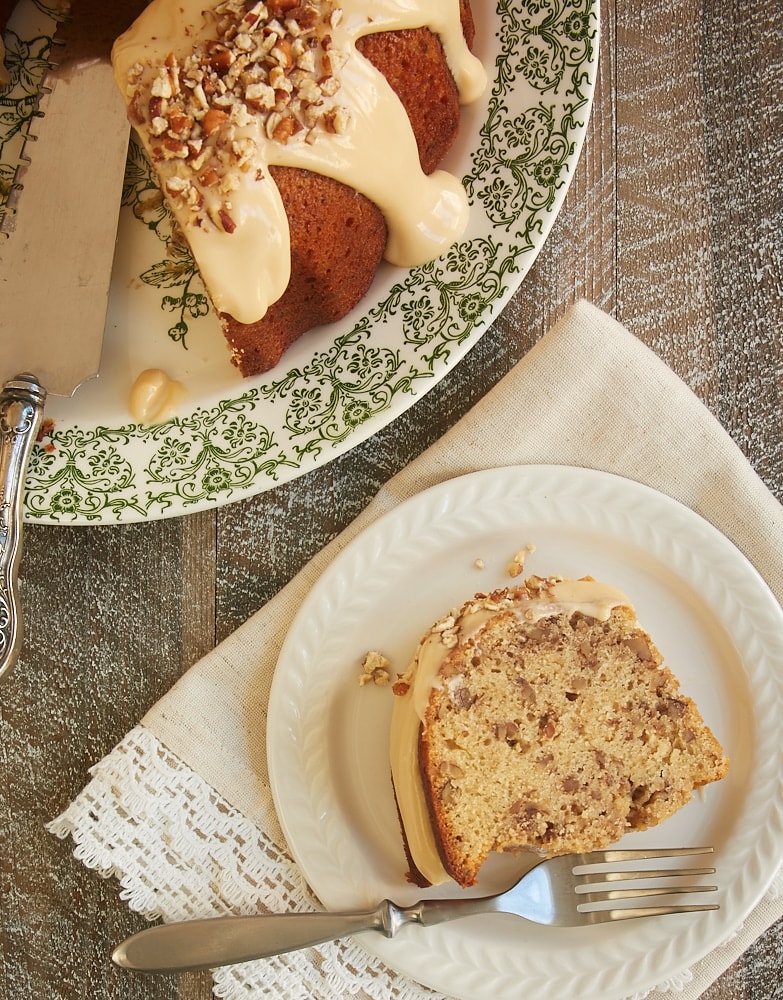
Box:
419, 601, 729, 887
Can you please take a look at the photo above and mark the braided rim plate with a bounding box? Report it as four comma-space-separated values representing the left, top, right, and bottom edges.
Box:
268, 465, 783, 1000
1, 1, 598, 523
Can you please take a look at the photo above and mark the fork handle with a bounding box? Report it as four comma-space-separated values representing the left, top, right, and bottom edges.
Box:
113, 907, 390, 973
112, 894, 498, 973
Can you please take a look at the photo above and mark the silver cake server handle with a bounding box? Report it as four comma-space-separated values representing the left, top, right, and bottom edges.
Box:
0, 375, 46, 680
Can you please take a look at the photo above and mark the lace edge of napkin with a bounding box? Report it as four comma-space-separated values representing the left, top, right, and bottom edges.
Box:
46, 725, 782, 1000
46, 724, 447, 1000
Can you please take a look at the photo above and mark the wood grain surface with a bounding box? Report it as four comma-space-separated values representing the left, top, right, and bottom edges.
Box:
2, 1, 782, 998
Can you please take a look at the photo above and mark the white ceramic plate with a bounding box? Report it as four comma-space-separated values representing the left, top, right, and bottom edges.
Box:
1, 2, 598, 523
267, 465, 783, 1000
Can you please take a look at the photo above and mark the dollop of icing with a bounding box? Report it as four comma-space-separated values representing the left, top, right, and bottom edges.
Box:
129, 368, 187, 423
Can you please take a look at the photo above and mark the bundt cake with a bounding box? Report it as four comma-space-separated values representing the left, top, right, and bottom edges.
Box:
390, 576, 729, 888
57, 0, 150, 69
112, 0, 486, 375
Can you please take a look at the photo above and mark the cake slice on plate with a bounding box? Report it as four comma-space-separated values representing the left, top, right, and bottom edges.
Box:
390, 576, 729, 888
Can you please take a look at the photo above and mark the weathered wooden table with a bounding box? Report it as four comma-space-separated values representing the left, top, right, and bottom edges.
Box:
2, 1, 781, 997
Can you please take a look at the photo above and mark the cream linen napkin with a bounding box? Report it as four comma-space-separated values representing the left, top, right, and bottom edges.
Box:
50, 300, 783, 1000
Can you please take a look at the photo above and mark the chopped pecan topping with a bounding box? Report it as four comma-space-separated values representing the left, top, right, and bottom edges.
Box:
126, 0, 350, 232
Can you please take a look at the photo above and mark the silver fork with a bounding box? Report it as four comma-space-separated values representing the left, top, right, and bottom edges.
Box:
112, 847, 717, 973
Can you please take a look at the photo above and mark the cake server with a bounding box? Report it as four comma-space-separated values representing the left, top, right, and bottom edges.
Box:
0, 0, 141, 680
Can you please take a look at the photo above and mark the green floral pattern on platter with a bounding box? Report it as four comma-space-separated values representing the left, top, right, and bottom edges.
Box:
0, 1, 61, 221
1, 1, 599, 523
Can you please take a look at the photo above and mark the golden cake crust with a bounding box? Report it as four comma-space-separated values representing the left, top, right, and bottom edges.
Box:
220, 165, 387, 374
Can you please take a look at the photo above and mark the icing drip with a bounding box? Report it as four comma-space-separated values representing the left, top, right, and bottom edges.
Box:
112, 0, 486, 324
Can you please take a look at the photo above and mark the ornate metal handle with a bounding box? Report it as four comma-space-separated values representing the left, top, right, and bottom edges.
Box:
0, 374, 46, 681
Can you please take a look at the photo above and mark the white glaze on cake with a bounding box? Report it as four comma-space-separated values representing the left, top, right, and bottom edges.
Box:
112, 0, 486, 324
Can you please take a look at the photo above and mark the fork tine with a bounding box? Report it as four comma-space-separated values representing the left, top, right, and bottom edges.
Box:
581, 902, 720, 923
579, 883, 717, 902
574, 846, 714, 866
577, 865, 715, 885
567, 847, 720, 924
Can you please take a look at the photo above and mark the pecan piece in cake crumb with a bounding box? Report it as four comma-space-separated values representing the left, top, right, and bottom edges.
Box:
507, 543, 536, 578
359, 650, 390, 687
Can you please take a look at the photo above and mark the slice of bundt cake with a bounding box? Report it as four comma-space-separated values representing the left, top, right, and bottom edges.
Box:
112, 0, 486, 375
390, 576, 729, 888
